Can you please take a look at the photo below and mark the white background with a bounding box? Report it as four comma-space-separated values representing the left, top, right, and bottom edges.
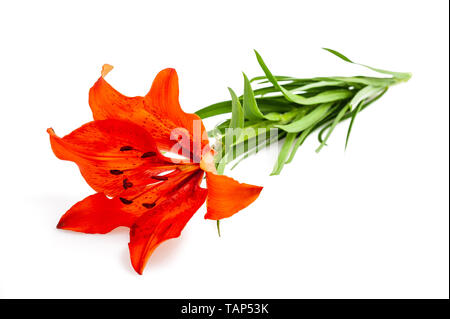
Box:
0, 0, 448, 298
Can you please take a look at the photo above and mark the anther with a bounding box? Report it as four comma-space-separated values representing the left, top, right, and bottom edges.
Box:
123, 178, 133, 189
119, 197, 133, 205
151, 175, 168, 181
120, 146, 134, 151
110, 170, 123, 175
142, 203, 156, 209
141, 151, 157, 158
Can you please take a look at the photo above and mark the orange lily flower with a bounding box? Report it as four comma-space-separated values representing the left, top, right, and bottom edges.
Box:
47, 65, 263, 274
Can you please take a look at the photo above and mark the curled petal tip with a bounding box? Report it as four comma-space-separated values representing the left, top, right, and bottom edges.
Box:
101, 64, 114, 78
156, 67, 177, 79
132, 265, 144, 275
128, 242, 144, 275
205, 173, 264, 220
46, 127, 55, 135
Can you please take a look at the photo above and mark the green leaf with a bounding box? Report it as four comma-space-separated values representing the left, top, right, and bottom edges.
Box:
256, 98, 294, 112
209, 119, 230, 137
289, 80, 344, 93
195, 101, 232, 119
228, 130, 285, 166
263, 112, 283, 121
243, 73, 266, 120
349, 85, 383, 110
331, 76, 396, 87
322, 48, 353, 62
271, 133, 297, 175
302, 89, 353, 104
315, 104, 350, 153
234, 124, 271, 145
276, 102, 333, 133
343, 86, 384, 149
285, 127, 313, 164
215, 154, 227, 175
196, 97, 295, 119
345, 86, 388, 148
251, 83, 307, 98
345, 102, 364, 150
228, 87, 244, 129
254, 50, 352, 105
250, 75, 303, 83
216, 88, 245, 174
213, 119, 280, 145
315, 86, 387, 150
323, 48, 412, 82
230, 130, 281, 170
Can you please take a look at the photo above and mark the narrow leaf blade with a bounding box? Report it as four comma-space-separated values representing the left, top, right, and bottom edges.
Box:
243, 72, 267, 120
271, 133, 297, 175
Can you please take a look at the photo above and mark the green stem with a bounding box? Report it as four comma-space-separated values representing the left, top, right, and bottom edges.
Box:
216, 220, 221, 237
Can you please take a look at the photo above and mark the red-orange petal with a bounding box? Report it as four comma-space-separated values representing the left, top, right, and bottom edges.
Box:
143, 68, 209, 160
47, 119, 175, 197
88, 67, 209, 160
128, 170, 207, 275
204, 172, 263, 220
89, 76, 150, 131
57, 193, 136, 234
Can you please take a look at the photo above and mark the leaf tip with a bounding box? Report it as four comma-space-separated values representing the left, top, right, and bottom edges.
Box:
253, 49, 262, 59
323, 48, 353, 63
315, 144, 325, 153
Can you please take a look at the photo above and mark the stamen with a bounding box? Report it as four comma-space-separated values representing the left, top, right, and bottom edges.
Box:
110, 170, 123, 175
151, 175, 168, 181
120, 146, 134, 151
101, 64, 113, 78
141, 151, 157, 158
119, 197, 133, 205
142, 202, 156, 209
123, 178, 133, 189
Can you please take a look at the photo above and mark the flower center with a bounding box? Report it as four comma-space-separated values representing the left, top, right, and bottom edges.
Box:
200, 150, 216, 173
